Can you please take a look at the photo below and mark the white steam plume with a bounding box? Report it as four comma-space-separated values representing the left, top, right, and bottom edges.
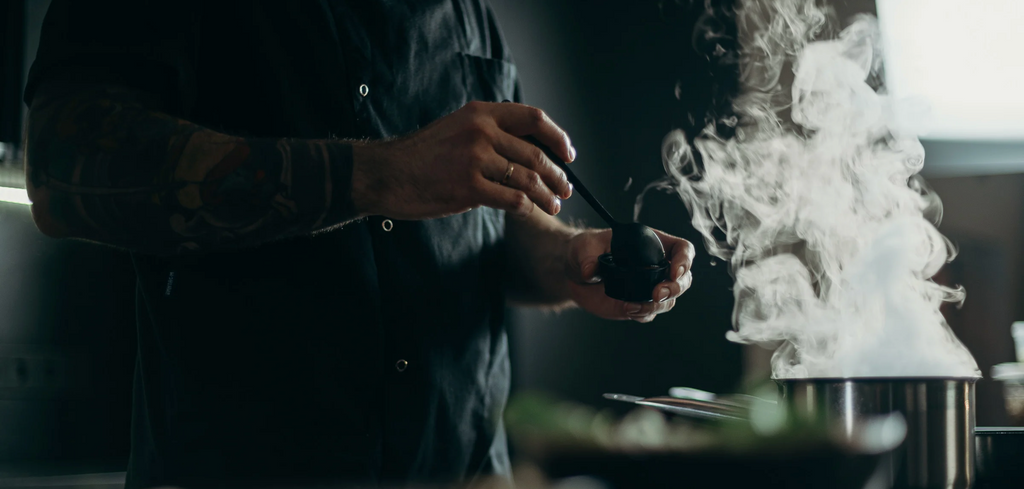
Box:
653, 0, 979, 378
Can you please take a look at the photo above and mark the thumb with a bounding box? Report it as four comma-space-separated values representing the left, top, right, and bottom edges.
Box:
574, 257, 601, 284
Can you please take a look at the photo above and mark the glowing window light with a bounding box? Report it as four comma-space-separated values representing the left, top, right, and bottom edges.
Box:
0, 186, 31, 206
877, 0, 1024, 140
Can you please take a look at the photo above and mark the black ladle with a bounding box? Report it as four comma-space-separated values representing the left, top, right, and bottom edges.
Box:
521, 135, 670, 303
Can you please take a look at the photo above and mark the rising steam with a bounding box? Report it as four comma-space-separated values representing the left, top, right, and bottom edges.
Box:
651, 0, 979, 378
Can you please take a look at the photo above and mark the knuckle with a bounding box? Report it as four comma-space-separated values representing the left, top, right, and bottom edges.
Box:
464, 100, 486, 114
532, 148, 549, 169
527, 107, 546, 127
505, 192, 524, 212
556, 170, 569, 191
682, 272, 694, 290
513, 192, 532, 214
468, 143, 490, 163
464, 120, 489, 139
480, 124, 497, 141
527, 172, 544, 192
664, 282, 680, 297
683, 240, 696, 259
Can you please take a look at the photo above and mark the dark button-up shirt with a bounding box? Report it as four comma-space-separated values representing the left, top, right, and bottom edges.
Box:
27, 1, 518, 487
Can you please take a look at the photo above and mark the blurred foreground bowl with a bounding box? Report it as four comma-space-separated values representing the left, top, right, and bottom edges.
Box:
539, 445, 890, 489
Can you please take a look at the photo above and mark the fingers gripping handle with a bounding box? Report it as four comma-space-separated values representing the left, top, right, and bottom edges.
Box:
501, 100, 619, 227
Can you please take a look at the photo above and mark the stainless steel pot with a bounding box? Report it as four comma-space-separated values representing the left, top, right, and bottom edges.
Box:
779, 378, 977, 489
607, 377, 978, 489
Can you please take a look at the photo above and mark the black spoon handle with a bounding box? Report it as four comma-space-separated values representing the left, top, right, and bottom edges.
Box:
522, 135, 619, 228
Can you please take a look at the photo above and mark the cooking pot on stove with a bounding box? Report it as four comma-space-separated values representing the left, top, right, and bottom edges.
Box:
608, 377, 978, 489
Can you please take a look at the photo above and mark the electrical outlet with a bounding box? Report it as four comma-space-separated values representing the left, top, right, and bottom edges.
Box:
0, 354, 66, 389
0, 346, 91, 399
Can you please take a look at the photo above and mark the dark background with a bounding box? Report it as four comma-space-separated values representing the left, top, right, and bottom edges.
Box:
0, 0, 1019, 475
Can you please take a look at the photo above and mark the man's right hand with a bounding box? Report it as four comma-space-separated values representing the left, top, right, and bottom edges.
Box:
350, 101, 576, 220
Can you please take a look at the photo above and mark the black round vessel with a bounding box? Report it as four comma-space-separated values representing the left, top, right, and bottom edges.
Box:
599, 223, 670, 302
598, 254, 670, 302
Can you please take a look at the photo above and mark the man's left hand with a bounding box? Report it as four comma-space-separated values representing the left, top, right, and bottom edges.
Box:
565, 228, 695, 322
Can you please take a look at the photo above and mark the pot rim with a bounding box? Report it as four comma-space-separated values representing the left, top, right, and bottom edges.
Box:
975, 426, 1024, 434
772, 376, 981, 383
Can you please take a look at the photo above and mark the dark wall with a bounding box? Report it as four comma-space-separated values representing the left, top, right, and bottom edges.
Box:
489, 0, 744, 405
929, 175, 1024, 426
0, 202, 136, 467
0, 0, 25, 144
0, 0, 135, 469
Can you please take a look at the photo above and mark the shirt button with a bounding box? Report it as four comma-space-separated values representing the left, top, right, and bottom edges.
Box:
381, 219, 393, 232
395, 359, 408, 372
359, 84, 369, 97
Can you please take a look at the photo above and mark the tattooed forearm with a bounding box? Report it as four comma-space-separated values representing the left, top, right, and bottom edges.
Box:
25, 83, 356, 254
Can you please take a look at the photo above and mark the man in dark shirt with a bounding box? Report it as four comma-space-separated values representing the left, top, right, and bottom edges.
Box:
23, 1, 695, 487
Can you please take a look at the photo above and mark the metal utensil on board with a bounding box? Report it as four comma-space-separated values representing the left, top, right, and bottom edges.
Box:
607, 377, 978, 489
602, 393, 748, 421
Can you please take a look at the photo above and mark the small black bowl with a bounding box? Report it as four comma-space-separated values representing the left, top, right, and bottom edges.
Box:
598, 254, 670, 303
